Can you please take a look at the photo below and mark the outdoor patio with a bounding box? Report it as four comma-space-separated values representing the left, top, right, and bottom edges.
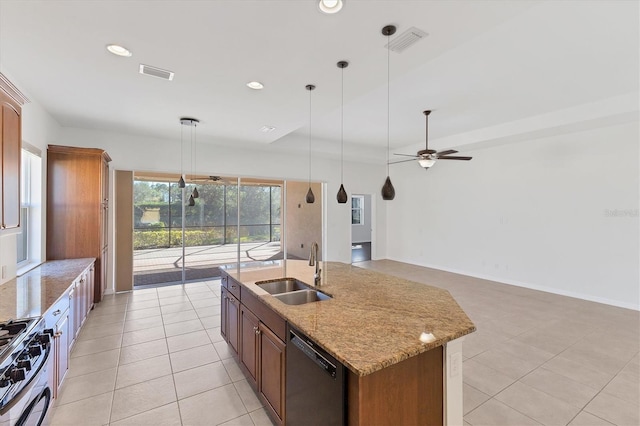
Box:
133, 241, 286, 286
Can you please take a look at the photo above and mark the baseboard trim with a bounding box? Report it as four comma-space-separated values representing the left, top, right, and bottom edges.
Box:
386, 257, 640, 312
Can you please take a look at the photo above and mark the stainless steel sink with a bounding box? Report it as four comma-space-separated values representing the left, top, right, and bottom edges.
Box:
273, 290, 331, 305
256, 279, 309, 295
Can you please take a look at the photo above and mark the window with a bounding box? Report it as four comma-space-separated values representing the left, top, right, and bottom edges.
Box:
351, 195, 364, 225
17, 145, 42, 271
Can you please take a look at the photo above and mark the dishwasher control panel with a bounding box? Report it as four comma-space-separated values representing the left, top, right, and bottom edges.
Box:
290, 330, 337, 378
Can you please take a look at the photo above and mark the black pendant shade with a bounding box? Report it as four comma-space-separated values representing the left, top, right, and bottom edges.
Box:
178, 175, 185, 188
337, 184, 348, 204
188, 194, 195, 206
381, 176, 395, 200
192, 186, 199, 199
306, 187, 315, 204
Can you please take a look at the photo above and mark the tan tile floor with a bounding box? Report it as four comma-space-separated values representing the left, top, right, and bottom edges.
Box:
46, 260, 639, 425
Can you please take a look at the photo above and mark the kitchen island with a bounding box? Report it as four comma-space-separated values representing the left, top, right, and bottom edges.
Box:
220, 260, 476, 426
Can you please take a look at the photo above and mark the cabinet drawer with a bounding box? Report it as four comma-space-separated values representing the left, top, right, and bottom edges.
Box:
227, 277, 241, 299
44, 293, 71, 329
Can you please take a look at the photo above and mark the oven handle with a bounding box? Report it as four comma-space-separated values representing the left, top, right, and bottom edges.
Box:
0, 343, 51, 415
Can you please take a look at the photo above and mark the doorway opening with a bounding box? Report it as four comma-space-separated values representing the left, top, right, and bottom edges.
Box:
351, 194, 372, 263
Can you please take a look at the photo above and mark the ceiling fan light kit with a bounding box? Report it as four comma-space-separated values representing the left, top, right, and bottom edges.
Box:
381, 24, 397, 201
392, 110, 473, 169
305, 84, 316, 204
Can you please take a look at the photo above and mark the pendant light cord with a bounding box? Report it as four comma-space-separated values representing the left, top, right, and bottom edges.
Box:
180, 123, 184, 178
386, 35, 390, 176
309, 87, 312, 188
341, 66, 344, 184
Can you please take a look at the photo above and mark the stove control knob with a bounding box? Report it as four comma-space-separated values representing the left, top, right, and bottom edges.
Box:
37, 333, 51, 345
17, 359, 32, 371
28, 345, 42, 357
9, 368, 26, 383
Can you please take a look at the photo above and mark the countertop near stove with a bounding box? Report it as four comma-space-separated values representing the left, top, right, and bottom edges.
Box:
0, 259, 95, 322
224, 260, 476, 376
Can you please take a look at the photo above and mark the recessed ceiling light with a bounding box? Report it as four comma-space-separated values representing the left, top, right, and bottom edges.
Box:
260, 126, 276, 133
318, 0, 343, 14
247, 81, 264, 90
106, 44, 132, 57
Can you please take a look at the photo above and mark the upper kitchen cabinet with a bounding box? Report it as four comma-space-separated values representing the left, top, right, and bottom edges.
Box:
0, 74, 28, 230
47, 145, 111, 303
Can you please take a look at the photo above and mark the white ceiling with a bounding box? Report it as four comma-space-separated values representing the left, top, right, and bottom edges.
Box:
0, 0, 637, 163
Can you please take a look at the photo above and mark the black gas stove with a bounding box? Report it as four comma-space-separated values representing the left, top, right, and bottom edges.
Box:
0, 318, 53, 419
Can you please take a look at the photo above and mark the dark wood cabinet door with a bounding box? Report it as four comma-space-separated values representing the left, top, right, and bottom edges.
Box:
227, 294, 240, 354
1, 98, 20, 229
240, 306, 259, 385
220, 287, 228, 342
259, 323, 285, 421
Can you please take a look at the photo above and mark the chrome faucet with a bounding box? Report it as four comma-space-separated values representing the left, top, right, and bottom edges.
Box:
309, 242, 321, 286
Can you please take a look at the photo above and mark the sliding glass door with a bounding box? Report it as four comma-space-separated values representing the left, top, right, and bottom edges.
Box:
132, 175, 287, 286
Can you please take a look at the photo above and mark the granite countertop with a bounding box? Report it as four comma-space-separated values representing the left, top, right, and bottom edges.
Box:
225, 260, 476, 376
0, 258, 95, 322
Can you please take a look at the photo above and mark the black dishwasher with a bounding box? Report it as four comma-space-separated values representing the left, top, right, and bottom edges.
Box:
286, 325, 346, 426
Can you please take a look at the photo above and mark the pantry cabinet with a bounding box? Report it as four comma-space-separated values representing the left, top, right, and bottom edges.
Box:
47, 145, 111, 303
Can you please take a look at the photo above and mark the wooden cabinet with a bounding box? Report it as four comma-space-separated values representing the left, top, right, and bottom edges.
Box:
69, 267, 93, 349
44, 292, 71, 399
259, 323, 286, 422
44, 263, 94, 399
220, 271, 287, 425
0, 78, 24, 230
240, 305, 259, 385
226, 293, 240, 355
54, 306, 70, 395
47, 145, 111, 303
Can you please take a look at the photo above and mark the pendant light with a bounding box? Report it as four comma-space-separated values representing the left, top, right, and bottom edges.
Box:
305, 84, 316, 204
336, 61, 349, 204
178, 120, 186, 188
191, 120, 199, 199
180, 117, 199, 206
381, 25, 396, 201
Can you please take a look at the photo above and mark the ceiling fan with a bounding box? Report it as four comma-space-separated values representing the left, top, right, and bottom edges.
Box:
392, 110, 472, 169
188, 175, 232, 184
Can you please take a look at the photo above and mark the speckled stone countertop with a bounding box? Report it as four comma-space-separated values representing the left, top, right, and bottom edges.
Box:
0, 259, 95, 322
224, 260, 476, 376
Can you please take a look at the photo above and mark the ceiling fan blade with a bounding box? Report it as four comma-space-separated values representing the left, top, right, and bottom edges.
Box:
439, 156, 472, 161
389, 158, 418, 165
393, 153, 419, 158
436, 149, 458, 156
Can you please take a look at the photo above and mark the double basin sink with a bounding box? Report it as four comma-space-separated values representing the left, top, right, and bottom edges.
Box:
256, 279, 331, 305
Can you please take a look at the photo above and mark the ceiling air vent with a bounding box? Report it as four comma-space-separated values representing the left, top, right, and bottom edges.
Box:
139, 64, 175, 81
385, 27, 428, 53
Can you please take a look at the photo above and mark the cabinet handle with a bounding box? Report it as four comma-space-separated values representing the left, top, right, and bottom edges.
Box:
53, 310, 61, 316
80, 279, 85, 284
231, 285, 237, 289
54, 332, 62, 337
255, 329, 261, 336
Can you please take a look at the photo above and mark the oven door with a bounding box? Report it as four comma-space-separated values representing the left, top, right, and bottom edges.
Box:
0, 347, 52, 426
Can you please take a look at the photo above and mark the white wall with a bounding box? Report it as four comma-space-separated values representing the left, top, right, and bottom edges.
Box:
57, 127, 387, 286
386, 120, 639, 310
